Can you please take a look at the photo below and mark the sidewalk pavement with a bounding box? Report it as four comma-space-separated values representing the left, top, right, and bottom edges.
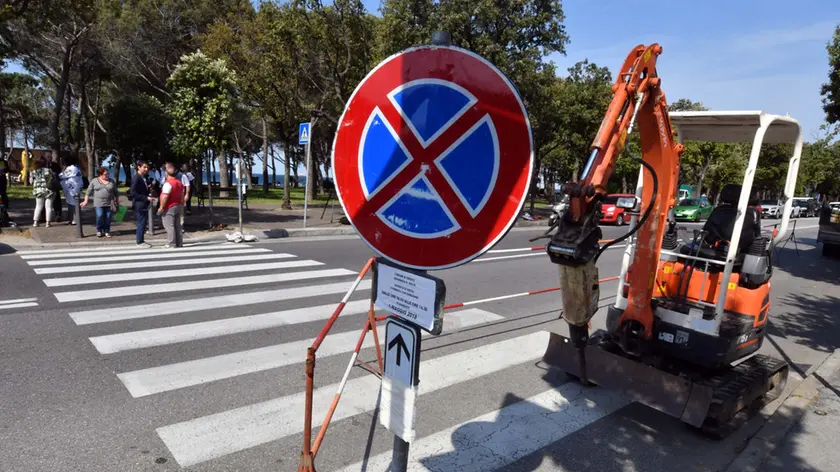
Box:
0, 198, 551, 248
725, 348, 840, 472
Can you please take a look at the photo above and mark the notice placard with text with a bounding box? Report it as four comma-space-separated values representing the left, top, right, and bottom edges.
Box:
374, 259, 445, 334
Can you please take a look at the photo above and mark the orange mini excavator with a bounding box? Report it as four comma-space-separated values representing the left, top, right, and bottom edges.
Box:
538, 44, 803, 435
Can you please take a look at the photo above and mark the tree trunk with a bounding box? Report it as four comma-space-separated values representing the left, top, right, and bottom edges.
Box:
245, 154, 254, 187
271, 145, 277, 186
622, 175, 629, 194
50, 48, 73, 163
217, 150, 230, 197
323, 157, 332, 196
122, 158, 131, 186
305, 119, 318, 202
228, 151, 234, 185
696, 157, 712, 197
262, 117, 269, 194
291, 150, 300, 188
82, 87, 94, 179
282, 140, 292, 209
528, 153, 542, 214
0, 82, 7, 158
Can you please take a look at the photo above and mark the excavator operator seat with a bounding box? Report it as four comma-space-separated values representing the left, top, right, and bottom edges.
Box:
701, 184, 761, 253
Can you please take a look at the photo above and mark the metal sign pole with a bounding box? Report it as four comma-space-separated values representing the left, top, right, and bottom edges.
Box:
237, 160, 243, 234
303, 140, 311, 228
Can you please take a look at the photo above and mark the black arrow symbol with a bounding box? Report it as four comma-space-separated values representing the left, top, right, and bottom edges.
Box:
388, 333, 410, 366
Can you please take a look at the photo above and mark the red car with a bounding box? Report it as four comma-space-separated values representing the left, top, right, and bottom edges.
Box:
600, 194, 635, 225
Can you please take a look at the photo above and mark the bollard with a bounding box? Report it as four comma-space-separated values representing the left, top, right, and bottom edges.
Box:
74, 193, 83, 238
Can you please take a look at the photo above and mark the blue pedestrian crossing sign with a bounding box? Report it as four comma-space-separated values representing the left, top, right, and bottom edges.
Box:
299, 122, 311, 145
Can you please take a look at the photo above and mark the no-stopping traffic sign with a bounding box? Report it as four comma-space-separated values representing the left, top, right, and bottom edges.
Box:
332, 45, 533, 271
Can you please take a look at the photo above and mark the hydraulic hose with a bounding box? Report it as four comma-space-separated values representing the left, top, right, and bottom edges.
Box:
594, 155, 658, 263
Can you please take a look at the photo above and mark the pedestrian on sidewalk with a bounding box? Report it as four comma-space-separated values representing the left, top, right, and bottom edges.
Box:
181, 163, 195, 216
177, 165, 191, 230
50, 161, 64, 222
131, 160, 153, 247
157, 162, 184, 248
59, 157, 83, 225
30, 159, 55, 228
81, 167, 119, 238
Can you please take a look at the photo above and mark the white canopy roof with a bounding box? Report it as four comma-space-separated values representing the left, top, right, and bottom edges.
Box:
669, 110, 801, 145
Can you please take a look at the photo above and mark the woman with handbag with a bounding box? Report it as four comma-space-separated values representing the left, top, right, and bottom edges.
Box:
81, 167, 119, 238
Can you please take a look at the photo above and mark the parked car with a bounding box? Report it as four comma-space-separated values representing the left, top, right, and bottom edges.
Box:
599, 194, 635, 225
760, 200, 783, 219
674, 197, 713, 221
792, 197, 818, 217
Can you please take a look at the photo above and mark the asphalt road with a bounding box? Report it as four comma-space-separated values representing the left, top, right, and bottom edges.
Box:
0, 216, 835, 472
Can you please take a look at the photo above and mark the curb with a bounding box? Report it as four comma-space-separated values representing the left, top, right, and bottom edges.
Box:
723, 348, 840, 472
1, 218, 550, 250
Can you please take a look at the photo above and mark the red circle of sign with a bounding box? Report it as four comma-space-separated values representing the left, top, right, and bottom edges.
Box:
333, 45, 533, 270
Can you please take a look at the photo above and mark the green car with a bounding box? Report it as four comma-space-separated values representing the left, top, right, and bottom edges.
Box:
674, 198, 713, 221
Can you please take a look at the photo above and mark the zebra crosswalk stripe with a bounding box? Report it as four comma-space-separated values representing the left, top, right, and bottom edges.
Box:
157, 324, 542, 468
53, 268, 357, 302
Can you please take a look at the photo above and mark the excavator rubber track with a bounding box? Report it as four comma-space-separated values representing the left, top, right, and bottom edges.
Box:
542, 333, 788, 438
696, 354, 788, 438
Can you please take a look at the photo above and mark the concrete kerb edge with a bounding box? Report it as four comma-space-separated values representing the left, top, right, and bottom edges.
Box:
723, 348, 840, 472
2, 218, 550, 250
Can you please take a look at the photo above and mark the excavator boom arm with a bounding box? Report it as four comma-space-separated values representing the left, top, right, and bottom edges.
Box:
548, 43, 683, 342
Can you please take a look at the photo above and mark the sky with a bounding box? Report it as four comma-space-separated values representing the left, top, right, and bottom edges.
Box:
5, 0, 839, 172
537, 0, 839, 140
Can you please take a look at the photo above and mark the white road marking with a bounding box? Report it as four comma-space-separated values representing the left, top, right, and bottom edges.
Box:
0, 302, 38, 310
0, 298, 37, 304
474, 253, 544, 262
54, 268, 357, 303
68, 280, 373, 325
14, 240, 225, 255
43, 259, 323, 287
337, 382, 630, 472
487, 247, 536, 254
89, 299, 373, 354
476, 245, 627, 263
120, 309, 504, 398
33, 253, 294, 275
25, 248, 273, 267
157, 323, 538, 468
20, 243, 248, 260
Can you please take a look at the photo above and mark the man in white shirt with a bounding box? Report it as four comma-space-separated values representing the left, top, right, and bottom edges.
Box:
177, 165, 192, 228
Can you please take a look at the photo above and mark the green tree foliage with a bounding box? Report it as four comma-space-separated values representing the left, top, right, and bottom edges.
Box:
103, 93, 168, 182
821, 25, 840, 126
0, 72, 49, 148
167, 50, 237, 188
96, 0, 251, 98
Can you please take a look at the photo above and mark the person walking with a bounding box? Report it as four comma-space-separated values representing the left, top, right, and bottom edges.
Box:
131, 160, 153, 247
30, 159, 55, 227
177, 164, 191, 230
157, 162, 184, 248
59, 157, 84, 225
81, 167, 119, 238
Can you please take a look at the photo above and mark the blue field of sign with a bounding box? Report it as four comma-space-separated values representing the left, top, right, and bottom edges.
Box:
361, 80, 498, 237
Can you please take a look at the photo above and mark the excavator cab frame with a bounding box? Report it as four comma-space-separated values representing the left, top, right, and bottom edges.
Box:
613, 111, 803, 322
